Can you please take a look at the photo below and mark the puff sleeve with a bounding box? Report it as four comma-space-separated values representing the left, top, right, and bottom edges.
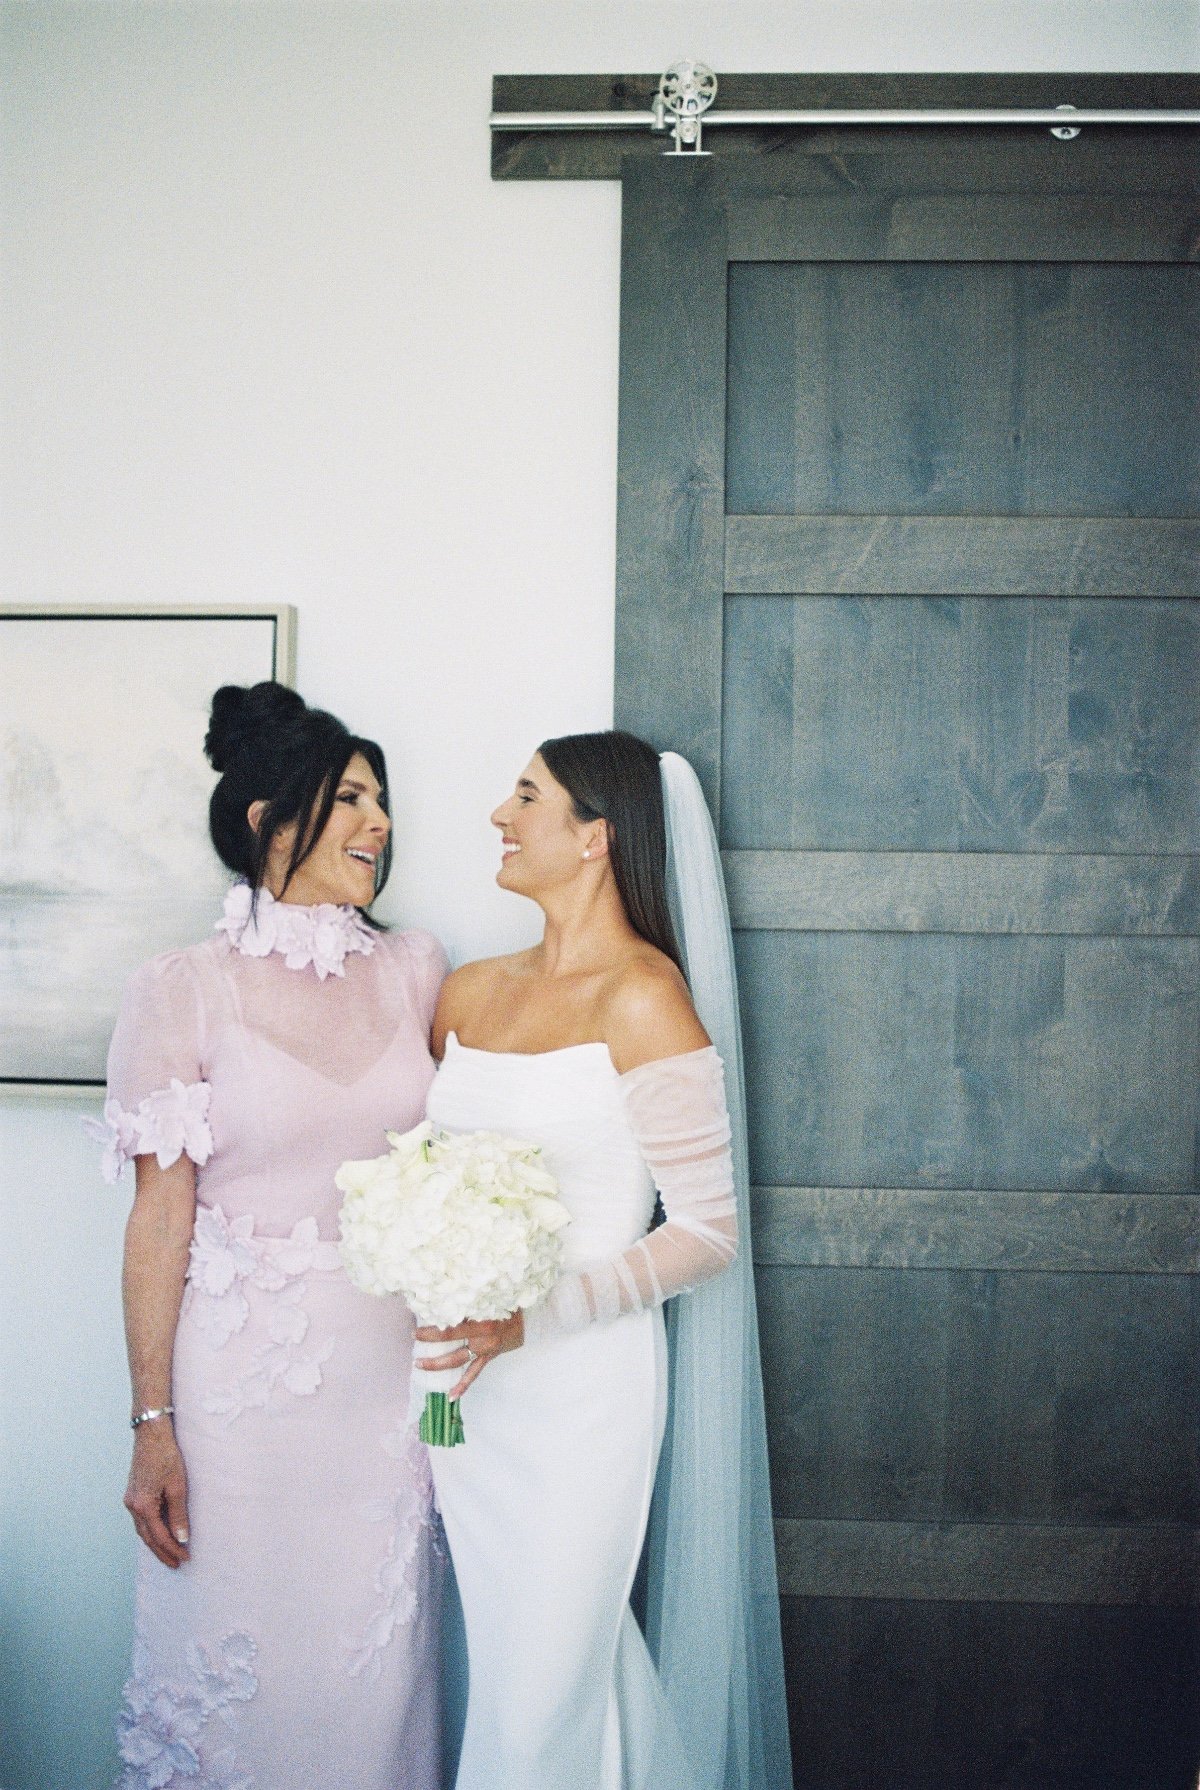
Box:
83, 952, 213, 1184
522, 1046, 738, 1342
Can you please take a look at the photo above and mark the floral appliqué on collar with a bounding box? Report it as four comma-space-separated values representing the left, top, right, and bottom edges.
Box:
217, 883, 377, 980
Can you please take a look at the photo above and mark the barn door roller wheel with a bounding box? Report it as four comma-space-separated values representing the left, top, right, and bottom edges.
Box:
651, 59, 718, 155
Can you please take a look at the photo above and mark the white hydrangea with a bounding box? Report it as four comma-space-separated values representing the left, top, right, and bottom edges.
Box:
336, 1121, 569, 1329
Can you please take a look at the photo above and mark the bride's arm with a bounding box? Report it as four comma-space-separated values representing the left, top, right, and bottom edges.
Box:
524, 966, 738, 1341
430, 957, 492, 1060
418, 1051, 737, 1380
523, 1046, 738, 1340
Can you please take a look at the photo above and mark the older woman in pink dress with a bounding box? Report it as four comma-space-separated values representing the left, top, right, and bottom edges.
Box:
87, 682, 446, 1790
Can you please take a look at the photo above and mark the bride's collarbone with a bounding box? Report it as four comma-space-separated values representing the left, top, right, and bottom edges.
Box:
455, 1010, 610, 1055
458, 985, 613, 1057
453, 943, 677, 1057
456, 1031, 608, 1056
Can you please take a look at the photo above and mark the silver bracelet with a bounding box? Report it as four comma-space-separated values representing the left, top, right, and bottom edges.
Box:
130, 1405, 175, 1430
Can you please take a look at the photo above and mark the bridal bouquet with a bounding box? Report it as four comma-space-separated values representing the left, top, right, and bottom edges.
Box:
336, 1121, 569, 1446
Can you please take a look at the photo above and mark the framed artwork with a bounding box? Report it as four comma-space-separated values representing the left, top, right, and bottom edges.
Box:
0, 605, 296, 1087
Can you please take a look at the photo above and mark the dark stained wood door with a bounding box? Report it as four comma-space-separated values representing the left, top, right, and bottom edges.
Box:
615, 143, 1199, 1788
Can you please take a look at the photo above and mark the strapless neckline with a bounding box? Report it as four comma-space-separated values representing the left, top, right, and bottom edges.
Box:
445, 1030, 616, 1071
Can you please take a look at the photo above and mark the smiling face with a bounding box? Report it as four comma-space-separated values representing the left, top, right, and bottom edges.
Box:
490, 753, 605, 899
255, 751, 391, 907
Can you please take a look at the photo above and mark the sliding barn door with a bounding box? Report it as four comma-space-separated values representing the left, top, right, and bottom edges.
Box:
615, 148, 1198, 1788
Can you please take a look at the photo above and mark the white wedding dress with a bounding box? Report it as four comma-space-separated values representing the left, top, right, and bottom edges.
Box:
425, 1031, 737, 1790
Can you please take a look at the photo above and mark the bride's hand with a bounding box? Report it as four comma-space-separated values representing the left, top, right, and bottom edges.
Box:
414, 1312, 525, 1399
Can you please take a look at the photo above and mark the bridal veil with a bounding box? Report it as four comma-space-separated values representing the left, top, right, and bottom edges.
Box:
641, 750, 793, 1790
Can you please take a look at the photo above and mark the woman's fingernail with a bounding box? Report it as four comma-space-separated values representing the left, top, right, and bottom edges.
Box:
175, 1529, 189, 1544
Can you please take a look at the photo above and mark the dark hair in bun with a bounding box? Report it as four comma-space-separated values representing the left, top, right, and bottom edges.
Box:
205, 681, 307, 775
205, 681, 392, 910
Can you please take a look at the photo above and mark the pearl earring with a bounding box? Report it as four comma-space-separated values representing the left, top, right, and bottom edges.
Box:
581, 850, 591, 859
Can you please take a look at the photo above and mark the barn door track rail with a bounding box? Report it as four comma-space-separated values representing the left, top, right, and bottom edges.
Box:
490, 69, 1200, 179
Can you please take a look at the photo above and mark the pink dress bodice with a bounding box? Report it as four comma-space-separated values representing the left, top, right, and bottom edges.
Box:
94, 889, 447, 1237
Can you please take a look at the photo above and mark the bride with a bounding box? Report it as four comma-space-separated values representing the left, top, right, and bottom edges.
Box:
417, 730, 791, 1790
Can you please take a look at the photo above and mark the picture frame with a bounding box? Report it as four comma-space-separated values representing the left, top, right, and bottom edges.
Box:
0, 604, 297, 1088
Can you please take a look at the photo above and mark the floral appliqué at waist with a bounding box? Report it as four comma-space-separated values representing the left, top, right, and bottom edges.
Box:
185, 1206, 343, 1349
185, 1207, 349, 1424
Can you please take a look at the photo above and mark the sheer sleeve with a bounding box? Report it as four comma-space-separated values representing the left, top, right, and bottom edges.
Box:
523, 1046, 738, 1341
83, 951, 213, 1184
401, 929, 451, 1035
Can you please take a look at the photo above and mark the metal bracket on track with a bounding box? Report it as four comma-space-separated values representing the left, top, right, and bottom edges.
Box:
651, 59, 718, 155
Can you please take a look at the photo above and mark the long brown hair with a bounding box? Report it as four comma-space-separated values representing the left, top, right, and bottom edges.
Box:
538, 729, 682, 973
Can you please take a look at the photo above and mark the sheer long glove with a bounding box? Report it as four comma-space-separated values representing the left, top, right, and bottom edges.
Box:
523, 1046, 737, 1341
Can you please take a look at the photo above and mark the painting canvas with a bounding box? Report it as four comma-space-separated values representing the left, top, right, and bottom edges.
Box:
0, 608, 294, 1084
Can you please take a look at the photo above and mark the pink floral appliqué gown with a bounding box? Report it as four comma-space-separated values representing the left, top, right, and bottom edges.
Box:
88, 885, 449, 1790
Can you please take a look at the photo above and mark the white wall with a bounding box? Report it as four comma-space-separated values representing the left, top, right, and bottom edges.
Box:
2, 3, 1195, 1784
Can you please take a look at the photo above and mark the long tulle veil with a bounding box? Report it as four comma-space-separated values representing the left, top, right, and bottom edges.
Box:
645, 750, 793, 1790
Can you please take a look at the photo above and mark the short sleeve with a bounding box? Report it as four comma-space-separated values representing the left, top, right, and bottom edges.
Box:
83, 951, 214, 1184
401, 929, 451, 1035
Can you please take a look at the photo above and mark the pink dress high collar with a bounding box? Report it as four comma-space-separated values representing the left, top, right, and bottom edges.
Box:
216, 882, 377, 980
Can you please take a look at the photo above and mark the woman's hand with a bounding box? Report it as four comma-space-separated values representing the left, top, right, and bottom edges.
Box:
121, 1154, 195, 1567
125, 1423, 191, 1569
414, 1311, 525, 1399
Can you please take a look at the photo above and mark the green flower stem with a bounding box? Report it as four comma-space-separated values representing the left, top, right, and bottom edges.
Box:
420, 1390, 465, 1448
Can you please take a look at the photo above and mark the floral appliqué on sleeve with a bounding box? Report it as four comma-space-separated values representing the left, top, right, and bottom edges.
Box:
85, 1081, 214, 1184
117, 1630, 257, 1790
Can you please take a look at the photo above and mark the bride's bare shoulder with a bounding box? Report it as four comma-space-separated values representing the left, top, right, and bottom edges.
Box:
603, 948, 710, 1074
431, 950, 535, 1055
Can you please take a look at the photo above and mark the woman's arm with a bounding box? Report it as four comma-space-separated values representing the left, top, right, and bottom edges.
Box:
416, 960, 735, 1386
523, 1040, 737, 1339
122, 1154, 196, 1569
430, 963, 471, 1061
527, 958, 736, 1324
430, 956, 504, 1061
